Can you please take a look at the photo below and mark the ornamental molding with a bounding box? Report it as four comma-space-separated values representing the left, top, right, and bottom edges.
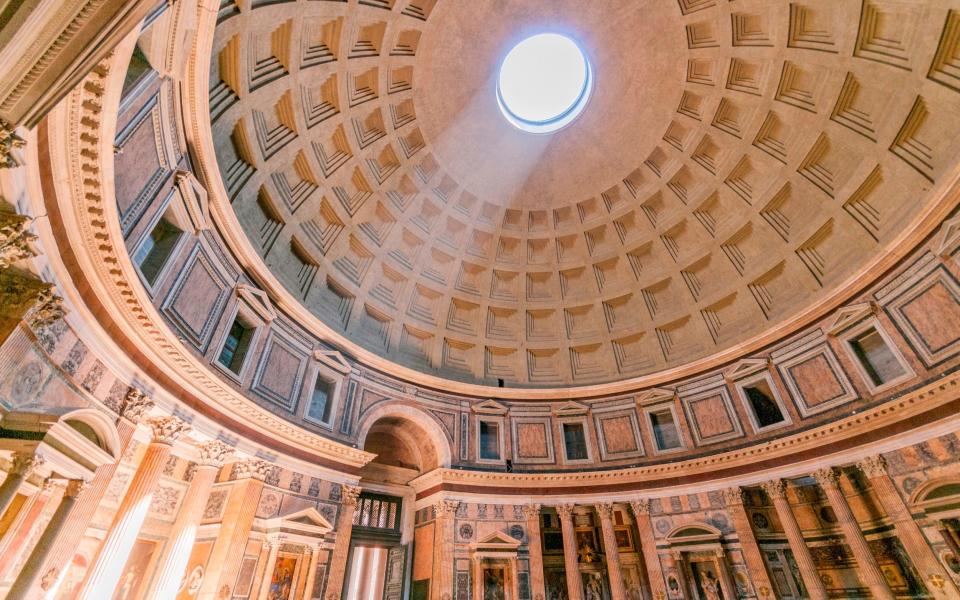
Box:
826, 302, 878, 336
722, 358, 769, 382
408, 369, 960, 496
313, 349, 352, 375
40, 39, 371, 469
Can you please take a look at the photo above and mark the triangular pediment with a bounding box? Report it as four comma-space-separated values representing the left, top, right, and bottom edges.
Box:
236, 284, 277, 323
552, 401, 589, 416
472, 399, 508, 415
723, 358, 768, 381
314, 349, 352, 375
278, 507, 333, 532
827, 302, 875, 335
471, 530, 522, 551
635, 387, 676, 406
174, 170, 210, 233
936, 215, 960, 258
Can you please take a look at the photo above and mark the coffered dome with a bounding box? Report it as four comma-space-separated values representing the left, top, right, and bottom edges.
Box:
209, 0, 960, 387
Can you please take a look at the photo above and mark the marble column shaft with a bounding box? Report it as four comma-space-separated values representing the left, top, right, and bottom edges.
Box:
34, 408, 140, 599
303, 544, 321, 600
78, 415, 188, 600
197, 460, 268, 600
858, 456, 960, 597
524, 504, 547, 600
0, 479, 61, 580
431, 498, 459, 600
813, 468, 895, 600
596, 503, 627, 600
6, 479, 86, 598
248, 539, 274, 600
256, 538, 281, 600
629, 500, 668, 600
761, 480, 827, 600
147, 440, 232, 600
557, 504, 583, 600
325, 485, 361, 600
722, 488, 775, 598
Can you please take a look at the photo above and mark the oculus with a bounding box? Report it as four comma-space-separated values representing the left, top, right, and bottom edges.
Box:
496, 33, 592, 133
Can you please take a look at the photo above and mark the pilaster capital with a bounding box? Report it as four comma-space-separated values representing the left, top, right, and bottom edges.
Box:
857, 455, 887, 479
0, 119, 25, 169
760, 479, 787, 500
812, 467, 840, 489
25, 285, 65, 330
9, 451, 43, 477
233, 459, 270, 481
521, 503, 542, 519
264, 533, 284, 548
555, 503, 576, 519
64, 478, 89, 498
41, 477, 62, 492
119, 387, 154, 423
197, 440, 234, 467
0, 270, 61, 328
0, 209, 37, 268
340, 485, 362, 507
629, 498, 651, 516
595, 502, 615, 520
722, 487, 744, 506
145, 415, 190, 445
434, 498, 460, 517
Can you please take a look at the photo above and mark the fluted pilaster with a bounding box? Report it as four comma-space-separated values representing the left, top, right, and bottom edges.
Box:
761, 479, 827, 600
557, 504, 583, 600
325, 484, 362, 600
630, 499, 667, 600
523, 504, 547, 600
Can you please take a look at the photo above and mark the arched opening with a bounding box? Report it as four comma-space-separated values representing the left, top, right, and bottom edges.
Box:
58, 408, 122, 459
357, 406, 451, 485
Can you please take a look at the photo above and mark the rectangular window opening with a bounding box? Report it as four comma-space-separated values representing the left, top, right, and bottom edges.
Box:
649, 409, 681, 451
562, 422, 588, 461
849, 328, 906, 386
217, 316, 255, 374
479, 420, 500, 461
134, 214, 183, 285
743, 380, 785, 428
307, 375, 335, 424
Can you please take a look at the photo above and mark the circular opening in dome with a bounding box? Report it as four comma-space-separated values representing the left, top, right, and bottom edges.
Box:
497, 33, 592, 134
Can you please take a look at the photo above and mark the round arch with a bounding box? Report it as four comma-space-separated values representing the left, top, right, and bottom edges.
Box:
356, 403, 453, 470
60, 408, 122, 459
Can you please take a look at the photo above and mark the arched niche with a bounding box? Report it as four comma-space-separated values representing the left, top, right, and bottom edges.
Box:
57, 408, 122, 460
356, 404, 452, 484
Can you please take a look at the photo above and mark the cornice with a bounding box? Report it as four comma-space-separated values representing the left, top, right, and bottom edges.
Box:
409, 370, 960, 498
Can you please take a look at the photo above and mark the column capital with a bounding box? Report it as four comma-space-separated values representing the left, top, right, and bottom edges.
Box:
197, 440, 234, 467
340, 484, 362, 507
233, 459, 270, 481
760, 479, 787, 500
265, 533, 284, 548
595, 502, 615, 520
0, 119, 25, 169
145, 415, 190, 445
64, 478, 89, 498
521, 503, 542, 519
25, 285, 65, 330
119, 387, 154, 423
812, 467, 840, 489
555, 503, 576, 519
9, 451, 43, 477
722, 487, 744, 506
41, 477, 63, 492
0, 210, 37, 269
629, 498, 651, 516
857, 455, 887, 479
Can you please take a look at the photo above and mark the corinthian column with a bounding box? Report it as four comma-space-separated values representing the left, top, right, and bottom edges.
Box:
0, 451, 44, 516
857, 456, 959, 597
256, 535, 282, 600
523, 504, 547, 600
431, 498, 460, 600
33, 387, 148, 599
325, 484, 362, 600
7, 479, 87, 598
761, 480, 826, 600
78, 415, 189, 600
197, 459, 270, 600
147, 440, 234, 600
722, 487, 775, 598
557, 504, 583, 600
813, 468, 895, 600
630, 499, 667, 600
596, 503, 627, 600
